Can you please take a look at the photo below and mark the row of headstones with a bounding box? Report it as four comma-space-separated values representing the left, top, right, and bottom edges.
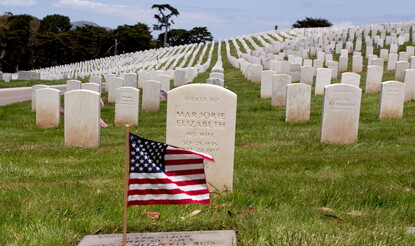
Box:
32, 41, 215, 81
256, 74, 406, 143
33, 83, 237, 192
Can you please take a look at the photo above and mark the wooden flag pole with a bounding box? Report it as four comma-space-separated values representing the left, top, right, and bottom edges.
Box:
122, 125, 130, 246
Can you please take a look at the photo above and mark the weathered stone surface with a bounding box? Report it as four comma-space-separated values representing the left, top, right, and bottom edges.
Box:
289, 63, 301, 82
108, 77, 124, 103
77, 230, 237, 246
31, 85, 49, 112
378, 81, 405, 119
142, 80, 161, 112
394, 61, 410, 82
206, 78, 224, 87
115, 87, 139, 126
341, 72, 361, 88
66, 80, 81, 92
82, 83, 101, 93
365, 66, 383, 93
64, 90, 100, 148
404, 69, 415, 101
250, 64, 263, 83
260, 70, 276, 98
210, 72, 224, 80
156, 74, 171, 92
123, 73, 137, 88
320, 84, 362, 144
352, 55, 363, 73
315, 68, 332, 95
300, 66, 313, 85
174, 69, 186, 87
36, 88, 60, 128
271, 74, 292, 107
166, 84, 237, 192
387, 53, 398, 70
138, 71, 149, 88
285, 83, 311, 122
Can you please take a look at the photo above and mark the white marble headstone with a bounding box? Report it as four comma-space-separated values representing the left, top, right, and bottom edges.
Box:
260, 70, 276, 98
320, 84, 362, 144
285, 83, 311, 122
378, 81, 405, 119
36, 88, 60, 128
31, 85, 49, 112
64, 89, 100, 148
142, 80, 161, 112
115, 87, 139, 126
166, 84, 237, 192
271, 74, 292, 107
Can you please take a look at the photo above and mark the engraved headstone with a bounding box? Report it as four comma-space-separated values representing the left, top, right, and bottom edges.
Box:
378, 81, 405, 119
78, 230, 237, 246
115, 87, 139, 126
290, 63, 301, 82
36, 88, 60, 128
320, 84, 362, 144
285, 83, 311, 122
64, 90, 100, 148
166, 84, 237, 192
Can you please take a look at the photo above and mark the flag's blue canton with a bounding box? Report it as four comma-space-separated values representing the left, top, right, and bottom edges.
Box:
129, 134, 167, 173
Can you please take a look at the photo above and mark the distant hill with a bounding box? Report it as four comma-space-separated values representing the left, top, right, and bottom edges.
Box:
71, 21, 112, 30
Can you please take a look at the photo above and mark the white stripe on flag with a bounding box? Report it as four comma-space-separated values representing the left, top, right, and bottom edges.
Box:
164, 154, 203, 160
128, 193, 210, 201
165, 164, 204, 171
129, 183, 208, 191
130, 173, 206, 181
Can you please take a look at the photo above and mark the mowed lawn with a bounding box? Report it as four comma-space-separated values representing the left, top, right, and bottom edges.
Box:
0, 44, 415, 245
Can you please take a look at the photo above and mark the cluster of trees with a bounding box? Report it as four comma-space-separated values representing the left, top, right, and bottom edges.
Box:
0, 10, 213, 72
292, 17, 332, 28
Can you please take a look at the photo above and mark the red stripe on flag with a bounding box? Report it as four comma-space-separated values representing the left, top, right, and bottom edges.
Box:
129, 178, 207, 186
128, 188, 209, 196
164, 158, 203, 165
165, 169, 205, 176
128, 199, 210, 206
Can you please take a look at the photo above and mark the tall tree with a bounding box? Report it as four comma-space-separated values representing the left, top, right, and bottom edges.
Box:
39, 14, 72, 33
292, 17, 332, 28
152, 4, 179, 47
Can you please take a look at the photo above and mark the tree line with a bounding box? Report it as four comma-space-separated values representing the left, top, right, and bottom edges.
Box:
0, 12, 213, 73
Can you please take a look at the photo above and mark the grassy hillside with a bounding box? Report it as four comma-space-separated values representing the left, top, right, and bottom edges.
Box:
0, 43, 414, 245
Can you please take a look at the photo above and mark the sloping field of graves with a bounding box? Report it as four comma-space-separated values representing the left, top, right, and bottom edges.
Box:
1, 22, 415, 245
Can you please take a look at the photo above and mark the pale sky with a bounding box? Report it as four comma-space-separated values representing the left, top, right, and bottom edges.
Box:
1, 0, 414, 40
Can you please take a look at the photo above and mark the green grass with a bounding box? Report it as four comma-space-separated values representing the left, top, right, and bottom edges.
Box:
1, 42, 415, 246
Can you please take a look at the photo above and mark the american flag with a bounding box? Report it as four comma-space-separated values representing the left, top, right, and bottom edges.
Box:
127, 133, 214, 206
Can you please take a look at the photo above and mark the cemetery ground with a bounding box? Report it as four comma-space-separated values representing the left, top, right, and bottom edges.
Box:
1, 53, 415, 245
